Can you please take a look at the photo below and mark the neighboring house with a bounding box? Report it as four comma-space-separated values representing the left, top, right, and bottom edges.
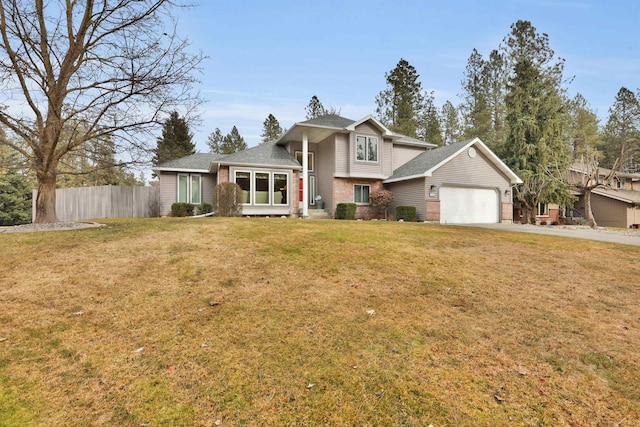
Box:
154, 114, 522, 223
568, 165, 640, 228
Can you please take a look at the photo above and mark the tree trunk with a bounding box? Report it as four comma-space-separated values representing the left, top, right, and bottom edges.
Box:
34, 169, 59, 224
584, 189, 598, 229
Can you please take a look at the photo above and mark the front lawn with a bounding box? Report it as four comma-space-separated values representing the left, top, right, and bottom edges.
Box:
1, 218, 639, 426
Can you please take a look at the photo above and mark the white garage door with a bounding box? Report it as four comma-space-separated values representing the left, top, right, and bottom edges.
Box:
440, 186, 499, 224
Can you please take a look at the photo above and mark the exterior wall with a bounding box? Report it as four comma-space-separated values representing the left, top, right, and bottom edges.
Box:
501, 202, 514, 223
316, 135, 336, 215
393, 145, 427, 171
348, 122, 386, 178
387, 178, 427, 221
425, 200, 440, 222
335, 133, 350, 176
159, 171, 216, 216
334, 178, 384, 219
575, 193, 640, 227
228, 166, 295, 216
159, 171, 178, 216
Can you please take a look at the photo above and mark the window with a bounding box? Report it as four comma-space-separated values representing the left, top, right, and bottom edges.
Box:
273, 173, 288, 205
295, 151, 314, 172
356, 136, 378, 162
235, 171, 251, 204
254, 172, 269, 204
354, 184, 370, 204
537, 203, 548, 216
234, 170, 289, 206
617, 178, 626, 189
177, 173, 201, 204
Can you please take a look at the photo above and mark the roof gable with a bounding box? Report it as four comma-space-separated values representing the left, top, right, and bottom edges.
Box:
385, 138, 522, 184
215, 139, 300, 168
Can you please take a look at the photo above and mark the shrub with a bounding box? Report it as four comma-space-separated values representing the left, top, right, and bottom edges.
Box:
213, 182, 243, 217
171, 202, 195, 217
369, 189, 394, 220
335, 203, 356, 220
396, 205, 416, 222
199, 202, 213, 215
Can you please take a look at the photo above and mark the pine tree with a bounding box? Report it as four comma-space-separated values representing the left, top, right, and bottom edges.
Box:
441, 101, 461, 145
152, 111, 195, 165
460, 49, 492, 142
224, 126, 247, 153
206, 128, 225, 154
0, 168, 32, 225
600, 87, 640, 172
421, 100, 443, 146
375, 58, 425, 138
502, 20, 572, 223
261, 114, 284, 143
305, 95, 327, 119
568, 94, 601, 159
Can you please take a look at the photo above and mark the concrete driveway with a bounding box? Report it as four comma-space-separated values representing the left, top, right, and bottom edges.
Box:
457, 223, 640, 247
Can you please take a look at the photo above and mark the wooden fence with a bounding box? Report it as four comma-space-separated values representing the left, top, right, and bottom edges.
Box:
32, 185, 160, 222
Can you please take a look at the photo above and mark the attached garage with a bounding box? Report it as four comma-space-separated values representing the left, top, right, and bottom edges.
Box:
440, 186, 499, 224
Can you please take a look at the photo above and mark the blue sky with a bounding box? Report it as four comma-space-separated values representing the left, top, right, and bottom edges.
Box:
176, 0, 639, 151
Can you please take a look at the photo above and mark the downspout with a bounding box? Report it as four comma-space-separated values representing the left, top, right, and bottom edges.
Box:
302, 131, 309, 218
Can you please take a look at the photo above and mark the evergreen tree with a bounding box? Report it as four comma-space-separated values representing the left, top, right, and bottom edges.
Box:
568, 94, 601, 159
600, 87, 640, 172
375, 58, 425, 137
305, 95, 327, 119
207, 126, 247, 155
152, 111, 195, 165
206, 128, 225, 154
502, 20, 572, 224
461, 49, 492, 142
0, 168, 32, 225
421, 100, 443, 146
441, 101, 462, 145
261, 114, 284, 143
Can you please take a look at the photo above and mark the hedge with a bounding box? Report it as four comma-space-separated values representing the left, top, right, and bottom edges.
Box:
396, 205, 416, 222
335, 203, 356, 220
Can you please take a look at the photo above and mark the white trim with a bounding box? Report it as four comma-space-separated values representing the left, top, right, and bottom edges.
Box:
354, 184, 371, 204
156, 167, 210, 173
345, 115, 393, 136
176, 173, 202, 204
355, 135, 379, 163
295, 151, 315, 172
233, 169, 291, 207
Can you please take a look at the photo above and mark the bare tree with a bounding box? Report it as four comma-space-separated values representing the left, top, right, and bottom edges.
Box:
564, 154, 618, 228
0, 0, 204, 223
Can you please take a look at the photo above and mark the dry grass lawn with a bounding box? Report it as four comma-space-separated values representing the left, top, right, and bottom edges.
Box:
1, 217, 639, 426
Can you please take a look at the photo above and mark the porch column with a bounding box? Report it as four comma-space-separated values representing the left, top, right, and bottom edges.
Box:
302, 131, 309, 218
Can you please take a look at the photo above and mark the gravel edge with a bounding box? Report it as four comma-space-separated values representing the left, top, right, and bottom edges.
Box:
0, 222, 105, 234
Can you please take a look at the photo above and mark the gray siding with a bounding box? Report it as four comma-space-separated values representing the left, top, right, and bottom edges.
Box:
335, 133, 349, 175
316, 135, 336, 215
388, 178, 426, 221
159, 171, 177, 216
159, 171, 216, 216
393, 145, 427, 171
429, 149, 511, 199
349, 124, 385, 177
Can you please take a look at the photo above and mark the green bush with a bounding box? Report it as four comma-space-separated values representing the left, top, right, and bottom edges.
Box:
396, 205, 416, 222
171, 202, 195, 217
199, 202, 213, 215
335, 203, 356, 220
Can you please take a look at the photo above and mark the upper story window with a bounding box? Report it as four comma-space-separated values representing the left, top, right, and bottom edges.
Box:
295, 151, 314, 172
356, 135, 378, 162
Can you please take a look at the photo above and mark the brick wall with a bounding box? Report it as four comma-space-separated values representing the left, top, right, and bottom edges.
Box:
501, 202, 513, 223
425, 200, 440, 222
333, 178, 384, 219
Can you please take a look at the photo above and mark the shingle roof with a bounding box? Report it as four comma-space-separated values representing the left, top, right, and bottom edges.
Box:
593, 187, 640, 204
215, 139, 300, 168
386, 139, 474, 181
299, 114, 355, 128
155, 153, 222, 171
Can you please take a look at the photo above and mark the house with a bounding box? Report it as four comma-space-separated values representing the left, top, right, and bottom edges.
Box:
568, 165, 640, 228
154, 114, 522, 223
